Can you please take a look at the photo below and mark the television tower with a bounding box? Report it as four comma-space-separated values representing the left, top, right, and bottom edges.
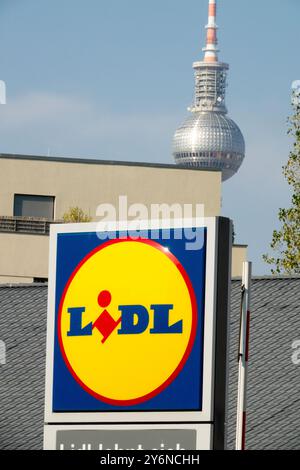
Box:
173, 0, 245, 181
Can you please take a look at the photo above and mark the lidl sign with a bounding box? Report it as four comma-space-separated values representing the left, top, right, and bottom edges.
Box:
45, 218, 231, 449
59, 238, 197, 407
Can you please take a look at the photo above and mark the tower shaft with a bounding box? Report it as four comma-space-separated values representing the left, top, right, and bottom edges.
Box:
190, 61, 228, 114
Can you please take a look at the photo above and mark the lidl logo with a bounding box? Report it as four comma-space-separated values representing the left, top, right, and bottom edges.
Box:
58, 238, 197, 406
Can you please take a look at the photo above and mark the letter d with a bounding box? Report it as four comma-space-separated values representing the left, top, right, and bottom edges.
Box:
118, 305, 149, 335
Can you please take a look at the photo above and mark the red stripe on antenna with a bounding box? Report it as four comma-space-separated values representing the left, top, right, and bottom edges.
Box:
209, 4, 216, 17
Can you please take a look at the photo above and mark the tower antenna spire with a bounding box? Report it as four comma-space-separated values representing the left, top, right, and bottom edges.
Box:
203, 0, 219, 63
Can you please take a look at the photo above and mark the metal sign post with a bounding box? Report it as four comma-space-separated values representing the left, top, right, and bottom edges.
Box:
236, 262, 252, 450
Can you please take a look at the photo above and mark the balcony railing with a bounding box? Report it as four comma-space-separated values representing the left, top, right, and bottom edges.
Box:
0, 216, 62, 235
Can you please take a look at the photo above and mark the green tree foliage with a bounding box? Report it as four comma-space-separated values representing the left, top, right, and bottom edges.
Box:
62, 206, 92, 223
263, 90, 300, 274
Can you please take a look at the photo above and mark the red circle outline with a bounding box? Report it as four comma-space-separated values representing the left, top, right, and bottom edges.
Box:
57, 238, 198, 407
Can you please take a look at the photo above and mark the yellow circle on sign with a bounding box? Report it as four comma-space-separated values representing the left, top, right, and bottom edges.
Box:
59, 239, 197, 405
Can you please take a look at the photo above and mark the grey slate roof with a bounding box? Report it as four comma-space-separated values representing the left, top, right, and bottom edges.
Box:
0, 285, 47, 450
0, 278, 300, 450
228, 278, 300, 450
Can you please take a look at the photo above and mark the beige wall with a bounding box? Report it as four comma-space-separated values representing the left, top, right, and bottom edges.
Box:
0, 275, 34, 284
0, 155, 223, 283
0, 233, 49, 280
232, 245, 248, 278
0, 156, 221, 219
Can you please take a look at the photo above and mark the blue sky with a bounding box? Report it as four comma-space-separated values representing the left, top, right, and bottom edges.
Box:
0, 0, 299, 274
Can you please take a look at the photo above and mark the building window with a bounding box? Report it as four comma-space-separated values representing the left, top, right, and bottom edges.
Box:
33, 277, 48, 284
14, 194, 55, 219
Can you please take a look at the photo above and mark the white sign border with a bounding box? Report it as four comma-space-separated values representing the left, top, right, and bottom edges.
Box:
44, 217, 218, 424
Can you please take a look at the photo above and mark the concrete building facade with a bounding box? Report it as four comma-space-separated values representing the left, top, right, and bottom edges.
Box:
0, 153, 246, 283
